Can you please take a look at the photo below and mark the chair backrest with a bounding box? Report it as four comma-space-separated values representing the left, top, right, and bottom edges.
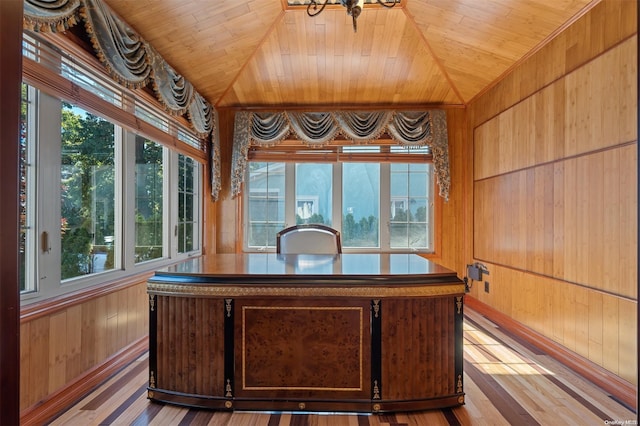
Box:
276, 224, 342, 254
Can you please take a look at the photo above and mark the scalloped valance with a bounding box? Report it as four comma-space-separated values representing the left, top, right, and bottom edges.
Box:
23, 0, 214, 138
24, 0, 220, 200
231, 110, 450, 200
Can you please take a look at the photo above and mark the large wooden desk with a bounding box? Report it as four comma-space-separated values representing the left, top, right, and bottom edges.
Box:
147, 253, 465, 413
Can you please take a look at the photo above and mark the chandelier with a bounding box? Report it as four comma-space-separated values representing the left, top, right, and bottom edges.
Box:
307, 0, 396, 33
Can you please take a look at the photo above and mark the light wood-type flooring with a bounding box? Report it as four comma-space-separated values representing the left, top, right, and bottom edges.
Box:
48, 309, 636, 425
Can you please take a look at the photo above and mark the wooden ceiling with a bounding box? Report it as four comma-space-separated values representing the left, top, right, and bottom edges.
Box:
102, 0, 596, 109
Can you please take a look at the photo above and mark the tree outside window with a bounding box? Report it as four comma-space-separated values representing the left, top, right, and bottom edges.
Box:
60, 103, 116, 280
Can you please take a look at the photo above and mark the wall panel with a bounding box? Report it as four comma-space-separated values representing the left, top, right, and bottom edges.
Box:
470, 0, 637, 126
19, 279, 149, 412
474, 146, 637, 298
468, 0, 637, 388
475, 36, 637, 182
472, 263, 636, 385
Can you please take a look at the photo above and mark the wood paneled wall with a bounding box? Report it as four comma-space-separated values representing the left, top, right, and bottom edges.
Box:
467, 0, 637, 385
439, 108, 467, 275
214, 108, 243, 254
19, 278, 150, 413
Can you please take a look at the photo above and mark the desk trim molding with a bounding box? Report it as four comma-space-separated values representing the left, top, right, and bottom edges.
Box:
147, 282, 466, 298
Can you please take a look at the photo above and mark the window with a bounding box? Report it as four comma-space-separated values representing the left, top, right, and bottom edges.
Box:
60, 103, 117, 280
295, 163, 332, 225
177, 154, 201, 254
390, 163, 433, 250
135, 136, 165, 263
342, 162, 380, 248
244, 159, 435, 253
246, 162, 285, 249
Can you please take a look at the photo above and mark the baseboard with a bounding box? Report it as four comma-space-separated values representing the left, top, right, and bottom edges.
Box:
465, 297, 637, 411
20, 336, 149, 426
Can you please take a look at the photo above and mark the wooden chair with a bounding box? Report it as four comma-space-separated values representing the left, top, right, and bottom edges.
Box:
276, 224, 342, 254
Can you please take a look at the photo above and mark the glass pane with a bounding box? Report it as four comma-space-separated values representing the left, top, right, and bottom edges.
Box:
60, 58, 123, 107
185, 193, 194, 222
247, 162, 285, 248
135, 137, 164, 263
185, 223, 193, 252
390, 164, 433, 250
134, 103, 169, 133
61, 103, 116, 279
178, 223, 185, 253
342, 163, 380, 248
178, 192, 185, 223
185, 158, 194, 191
295, 163, 332, 226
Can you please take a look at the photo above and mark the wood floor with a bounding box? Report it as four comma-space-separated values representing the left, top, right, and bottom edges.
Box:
47, 309, 636, 426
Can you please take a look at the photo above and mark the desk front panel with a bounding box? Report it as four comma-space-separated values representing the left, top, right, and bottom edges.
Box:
235, 298, 371, 402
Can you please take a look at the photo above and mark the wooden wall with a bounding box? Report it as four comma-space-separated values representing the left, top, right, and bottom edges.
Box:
19, 276, 149, 421
214, 108, 242, 254
467, 0, 637, 385
439, 108, 467, 275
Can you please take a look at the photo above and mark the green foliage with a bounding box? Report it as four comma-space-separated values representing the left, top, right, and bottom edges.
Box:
61, 227, 92, 279
393, 208, 408, 222
296, 213, 326, 225
135, 211, 163, 262
342, 213, 378, 247
60, 103, 116, 278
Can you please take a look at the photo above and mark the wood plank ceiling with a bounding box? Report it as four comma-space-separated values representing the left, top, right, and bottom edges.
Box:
102, 0, 596, 109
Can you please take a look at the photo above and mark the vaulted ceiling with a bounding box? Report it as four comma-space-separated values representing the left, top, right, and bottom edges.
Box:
102, 0, 596, 109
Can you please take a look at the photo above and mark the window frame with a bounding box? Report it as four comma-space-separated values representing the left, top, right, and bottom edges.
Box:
242, 153, 442, 256
175, 153, 203, 257
19, 83, 38, 293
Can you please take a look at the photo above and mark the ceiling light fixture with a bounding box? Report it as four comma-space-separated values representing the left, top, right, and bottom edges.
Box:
307, 0, 396, 33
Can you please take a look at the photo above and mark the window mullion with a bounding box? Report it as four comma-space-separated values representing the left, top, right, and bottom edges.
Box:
169, 151, 179, 258
121, 131, 136, 271
333, 164, 342, 232
162, 148, 171, 259
285, 163, 296, 228
380, 163, 391, 251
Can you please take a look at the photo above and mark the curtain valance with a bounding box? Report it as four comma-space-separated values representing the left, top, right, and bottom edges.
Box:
23, 0, 214, 139
24, 0, 220, 200
231, 110, 450, 200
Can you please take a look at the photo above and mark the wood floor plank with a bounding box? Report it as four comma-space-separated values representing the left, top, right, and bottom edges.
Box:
465, 310, 636, 421
454, 374, 510, 425
130, 399, 165, 426
46, 309, 636, 426
149, 404, 190, 425
204, 410, 234, 426
107, 387, 154, 425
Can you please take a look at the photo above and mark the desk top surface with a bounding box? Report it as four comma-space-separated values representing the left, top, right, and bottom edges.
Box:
156, 253, 456, 279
